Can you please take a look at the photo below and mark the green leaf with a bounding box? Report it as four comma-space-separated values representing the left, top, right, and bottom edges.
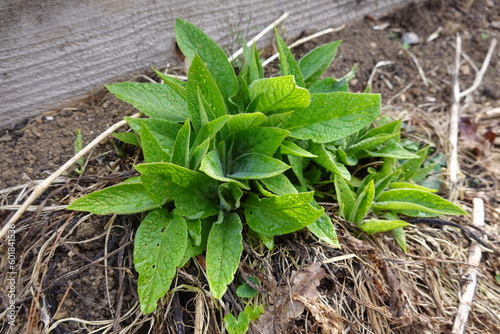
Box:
346, 133, 399, 158
287, 154, 309, 189
275, 29, 305, 87
357, 219, 409, 234
389, 182, 437, 193
134, 209, 187, 314
398, 146, 429, 181
224, 305, 264, 334
218, 182, 244, 212
224, 312, 250, 334
374, 169, 401, 201
247, 43, 264, 85
171, 120, 191, 168
106, 82, 188, 122
392, 226, 407, 253
126, 118, 182, 149
310, 143, 351, 180
248, 76, 310, 113
373, 189, 468, 217
187, 55, 227, 132
180, 218, 212, 266
364, 142, 420, 159
244, 192, 324, 236
137, 163, 219, 219
112, 132, 139, 146
229, 153, 290, 179
200, 150, 249, 190
349, 180, 375, 223
283, 92, 380, 143
68, 183, 160, 214
334, 175, 356, 220
280, 140, 317, 157
186, 219, 202, 246
206, 213, 243, 299
236, 277, 260, 299
152, 67, 187, 97
225, 112, 267, 134
259, 174, 298, 195
298, 40, 342, 84
175, 19, 238, 102
308, 77, 347, 93
307, 205, 340, 248
232, 127, 289, 157
140, 123, 171, 163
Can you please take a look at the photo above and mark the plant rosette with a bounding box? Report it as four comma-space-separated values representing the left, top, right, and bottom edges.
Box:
68, 19, 467, 316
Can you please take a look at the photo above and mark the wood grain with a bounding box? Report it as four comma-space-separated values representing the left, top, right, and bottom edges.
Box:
0, 0, 410, 128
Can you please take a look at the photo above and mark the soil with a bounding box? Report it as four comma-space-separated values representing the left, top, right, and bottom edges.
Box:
1, 1, 499, 333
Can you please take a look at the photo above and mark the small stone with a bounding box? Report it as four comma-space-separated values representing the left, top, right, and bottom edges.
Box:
402, 32, 420, 45
45, 116, 54, 121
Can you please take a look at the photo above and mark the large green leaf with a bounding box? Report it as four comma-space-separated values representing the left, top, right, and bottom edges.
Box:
373, 189, 468, 217
228, 153, 290, 179
225, 112, 267, 134
134, 209, 187, 314
232, 127, 289, 157
68, 183, 160, 214
175, 19, 238, 102
283, 92, 380, 143
137, 163, 219, 219
248, 76, 310, 113
107, 82, 188, 122
298, 40, 342, 84
259, 174, 298, 196
244, 192, 323, 236
275, 29, 305, 87
187, 54, 227, 128
206, 213, 243, 299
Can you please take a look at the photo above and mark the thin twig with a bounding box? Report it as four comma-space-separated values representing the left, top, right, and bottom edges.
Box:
262, 25, 345, 66
451, 198, 484, 334
448, 34, 462, 201
0, 112, 142, 240
228, 12, 289, 62
459, 38, 497, 98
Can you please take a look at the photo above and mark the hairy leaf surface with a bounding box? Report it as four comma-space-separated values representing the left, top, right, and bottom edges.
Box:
134, 209, 187, 314
206, 213, 243, 299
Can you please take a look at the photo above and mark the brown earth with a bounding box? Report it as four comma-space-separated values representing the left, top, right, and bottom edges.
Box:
1, 1, 499, 333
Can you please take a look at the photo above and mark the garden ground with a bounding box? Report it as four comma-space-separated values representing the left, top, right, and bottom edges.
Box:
1, 0, 499, 333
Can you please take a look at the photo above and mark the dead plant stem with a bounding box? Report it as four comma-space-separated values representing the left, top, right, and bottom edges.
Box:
451, 198, 484, 334
0, 112, 142, 241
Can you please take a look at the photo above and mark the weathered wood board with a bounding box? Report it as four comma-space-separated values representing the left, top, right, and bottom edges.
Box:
0, 0, 410, 128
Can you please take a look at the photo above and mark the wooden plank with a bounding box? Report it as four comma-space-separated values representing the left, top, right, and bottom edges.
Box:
0, 0, 410, 128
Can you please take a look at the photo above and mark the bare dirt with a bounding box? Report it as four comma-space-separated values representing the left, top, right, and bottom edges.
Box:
1, 1, 499, 333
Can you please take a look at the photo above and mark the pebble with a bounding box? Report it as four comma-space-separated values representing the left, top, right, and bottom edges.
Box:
402, 32, 420, 45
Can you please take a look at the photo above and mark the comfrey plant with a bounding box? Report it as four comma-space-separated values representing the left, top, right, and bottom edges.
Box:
68, 19, 467, 314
